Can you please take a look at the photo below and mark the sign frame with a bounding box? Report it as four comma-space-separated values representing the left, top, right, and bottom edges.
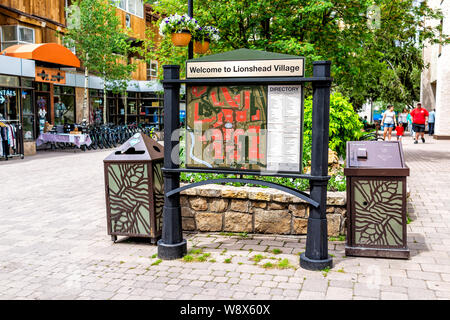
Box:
186, 58, 305, 79
184, 84, 304, 174
158, 55, 333, 272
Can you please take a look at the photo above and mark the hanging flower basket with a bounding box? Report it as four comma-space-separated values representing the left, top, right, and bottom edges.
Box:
171, 30, 192, 47
191, 26, 220, 54
193, 39, 210, 54
160, 14, 198, 47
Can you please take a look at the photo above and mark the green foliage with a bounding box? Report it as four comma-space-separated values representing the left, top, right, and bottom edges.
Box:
63, 0, 136, 91
151, 259, 162, 266
149, 0, 447, 107
303, 92, 363, 158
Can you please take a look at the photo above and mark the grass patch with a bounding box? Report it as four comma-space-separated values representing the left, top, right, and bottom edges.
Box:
119, 261, 125, 264
321, 266, 331, 277
219, 232, 249, 238
277, 259, 291, 269
183, 255, 194, 262
151, 254, 157, 259
188, 248, 203, 255
209, 259, 216, 263
337, 268, 345, 273
151, 259, 162, 266
220, 249, 228, 255
329, 235, 346, 242
251, 254, 266, 263
224, 258, 232, 264
262, 262, 275, 269
271, 248, 283, 255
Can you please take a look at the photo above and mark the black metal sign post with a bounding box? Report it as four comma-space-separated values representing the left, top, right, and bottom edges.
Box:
157, 65, 187, 259
158, 59, 333, 271
300, 61, 333, 270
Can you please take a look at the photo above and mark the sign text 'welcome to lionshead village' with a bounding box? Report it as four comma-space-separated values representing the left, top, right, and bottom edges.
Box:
186, 59, 304, 79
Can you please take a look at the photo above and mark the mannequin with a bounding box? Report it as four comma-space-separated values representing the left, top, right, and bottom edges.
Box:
37, 97, 47, 134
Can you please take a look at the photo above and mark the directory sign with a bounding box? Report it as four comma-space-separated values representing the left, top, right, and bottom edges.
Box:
185, 84, 303, 172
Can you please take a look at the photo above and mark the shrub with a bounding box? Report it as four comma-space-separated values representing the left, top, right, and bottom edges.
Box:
303, 92, 363, 158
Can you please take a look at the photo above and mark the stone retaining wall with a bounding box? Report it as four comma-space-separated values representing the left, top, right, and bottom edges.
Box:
180, 184, 347, 236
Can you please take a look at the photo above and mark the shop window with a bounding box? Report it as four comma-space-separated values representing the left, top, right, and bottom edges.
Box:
0, 75, 19, 87
21, 89, 34, 140
0, 25, 35, 51
111, 0, 143, 18
0, 88, 19, 120
54, 86, 75, 125
147, 61, 158, 80
89, 89, 104, 125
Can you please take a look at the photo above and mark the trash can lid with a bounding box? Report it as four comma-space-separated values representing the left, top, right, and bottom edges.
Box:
346, 141, 407, 168
103, 132, 164, 162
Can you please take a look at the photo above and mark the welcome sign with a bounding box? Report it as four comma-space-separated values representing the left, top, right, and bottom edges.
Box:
186, 59, 304, 78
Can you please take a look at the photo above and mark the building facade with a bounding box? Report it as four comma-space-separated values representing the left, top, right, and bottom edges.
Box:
421, 0, 450, 139
0, 0, 164, 155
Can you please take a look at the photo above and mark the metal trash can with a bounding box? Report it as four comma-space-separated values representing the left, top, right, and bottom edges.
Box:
103, 133, 164, 243
344, 141, 410, 259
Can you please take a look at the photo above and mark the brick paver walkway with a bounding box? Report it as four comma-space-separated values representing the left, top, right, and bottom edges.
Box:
0, 136, 449, 300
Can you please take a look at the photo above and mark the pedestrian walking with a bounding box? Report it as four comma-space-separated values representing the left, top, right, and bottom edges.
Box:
410, 102, 429, 144
395, 124, 405, 141
407, 111, 414, 136
428, 109, 436, 136
398, 108, 409, 131
381, 105, 397, 141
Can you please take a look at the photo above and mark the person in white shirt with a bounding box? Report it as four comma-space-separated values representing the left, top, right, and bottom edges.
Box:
381, 105, 397, 141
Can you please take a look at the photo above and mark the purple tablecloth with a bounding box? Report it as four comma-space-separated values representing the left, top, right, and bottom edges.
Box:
36, 133, 92, 148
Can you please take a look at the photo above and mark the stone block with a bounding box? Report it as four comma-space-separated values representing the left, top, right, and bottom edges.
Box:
209, 199, 228, 212
254, 209, 291, 234
268, 202, 287, 210
251, 201, 267, 209
292, 217, 308, 234
272, 192, 292, 203
197, 185, 222, 197
180, 196, 189, 207
249, 190, 271, 201
189, 197, 208, 211
335, 207, 347, 216
221, 187, 248, 199
224, 212, 253, 233
289, 204, 307, 217
326, 192, 346, 205
230, 200, 249, 212
327, 214, 341, 236
195, 212, 223, 231
181, 207, 194, 218
181, 187, 197, 196
182, 217, 196, 231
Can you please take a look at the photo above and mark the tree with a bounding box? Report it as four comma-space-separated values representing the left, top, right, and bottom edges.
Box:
146, 0, 447, 108
63, 0, 137, 124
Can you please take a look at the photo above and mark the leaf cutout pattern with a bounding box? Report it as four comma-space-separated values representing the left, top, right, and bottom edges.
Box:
108, 163, 152, 235
152, 162, 164, 231
354, 179, 403, 247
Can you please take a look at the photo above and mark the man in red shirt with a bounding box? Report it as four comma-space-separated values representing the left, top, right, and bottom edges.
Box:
410, 102, 429, 144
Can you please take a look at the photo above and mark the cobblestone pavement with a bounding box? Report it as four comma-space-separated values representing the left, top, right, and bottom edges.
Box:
0, 136, 449, 300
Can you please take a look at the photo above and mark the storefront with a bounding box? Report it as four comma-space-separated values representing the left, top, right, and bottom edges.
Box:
1, 43, 170, 157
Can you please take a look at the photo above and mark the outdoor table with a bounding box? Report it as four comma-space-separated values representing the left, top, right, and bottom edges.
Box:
36, 133, 92, 148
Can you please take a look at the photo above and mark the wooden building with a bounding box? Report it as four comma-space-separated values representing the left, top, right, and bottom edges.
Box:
0, 1, 165, 155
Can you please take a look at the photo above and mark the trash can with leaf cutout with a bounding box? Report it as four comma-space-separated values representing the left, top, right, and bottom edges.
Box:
344, 141, 410, 259
104, 133, 164, 243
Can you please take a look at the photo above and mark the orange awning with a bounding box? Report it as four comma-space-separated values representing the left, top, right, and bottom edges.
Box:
1, 43, 80, 68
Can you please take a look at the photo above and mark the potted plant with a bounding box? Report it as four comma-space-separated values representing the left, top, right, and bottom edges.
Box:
192, 26, 220, 54
159, 14, 198, 47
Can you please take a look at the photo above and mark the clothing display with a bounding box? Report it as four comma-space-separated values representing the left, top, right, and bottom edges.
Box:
0, 118, 24, 160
